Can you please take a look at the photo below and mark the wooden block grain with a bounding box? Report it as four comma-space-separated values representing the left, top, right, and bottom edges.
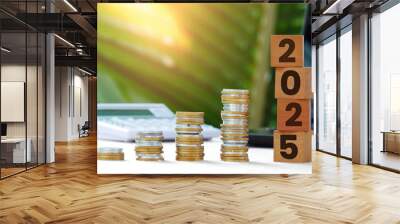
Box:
271, 35, 304, 67
277, 99, 311, 131
275, 67, 312, 99
273, 130, 312, 163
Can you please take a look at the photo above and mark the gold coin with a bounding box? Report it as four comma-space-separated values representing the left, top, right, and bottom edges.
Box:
176, 152, 204, 157
176, 141, 203, 146
176, 145, 204, 149
135, 146, 163, 150
176, 135, 203, 141
176, 127, 203, 133
221, 156, 248, 160
221, 97, 249, 103
221, 135, 248, 139
177, 148, 204, 153
221, 156, 249, 162
135, 147, 163, 153
222, 145, 248, 150
221, 136, 249, 141
221, 158, 249, 162
176, 117, 204, 121
176, 120, 204, 125
221, 129, 248, 134
136, 151, 163, 155
221, 132, 248, 137
176, 111, 204, 117
221, 124, 248, 129
221, 148, 248, 153
136, 157, 164, 161
135, 136, 163, 141
221, 152, 248, 157
176, 157, 204, 161
97, 153, 124, 160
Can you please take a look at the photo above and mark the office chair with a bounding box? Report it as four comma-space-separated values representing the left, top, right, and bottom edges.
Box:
79, 121, 90, 138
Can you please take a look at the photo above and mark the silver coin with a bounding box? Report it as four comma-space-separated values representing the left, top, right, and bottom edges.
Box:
176, 124, 202, 129
136, 131, 163, 137
223, 104, 248, 112
176, 124, 202, 134
135, 141, 163, 147
221, 89, 249, 95
137, 153, 163, 159
221, 151, 248, 156
222, 119, 248, 125
98, 147, 123, 153
222, 140, 248, 146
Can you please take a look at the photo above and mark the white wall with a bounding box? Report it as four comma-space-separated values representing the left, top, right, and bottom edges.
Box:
55, 67, 89, 141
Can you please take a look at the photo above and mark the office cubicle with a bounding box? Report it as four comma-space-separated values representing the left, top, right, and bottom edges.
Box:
0, 1, 46, 179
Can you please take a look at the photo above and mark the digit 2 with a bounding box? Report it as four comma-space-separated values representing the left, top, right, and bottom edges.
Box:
285, 103, 302, 126
279, 38, 295, 63
280, 135, 298, 159
281, 70, 300, 95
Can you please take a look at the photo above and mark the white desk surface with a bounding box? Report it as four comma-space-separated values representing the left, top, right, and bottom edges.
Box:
98, 138, 312, 174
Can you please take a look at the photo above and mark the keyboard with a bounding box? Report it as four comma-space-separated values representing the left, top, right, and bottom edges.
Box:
97, 103, 220, 142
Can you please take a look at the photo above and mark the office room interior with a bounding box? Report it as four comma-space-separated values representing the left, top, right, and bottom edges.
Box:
0, 0, 399, 223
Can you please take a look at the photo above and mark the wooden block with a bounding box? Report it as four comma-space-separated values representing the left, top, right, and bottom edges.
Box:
277, 99, 311, 131
271, 35, 304, 67
273, 130, 312, 163
275, 67, 312, 99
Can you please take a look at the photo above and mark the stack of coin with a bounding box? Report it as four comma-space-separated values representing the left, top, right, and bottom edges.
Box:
135, 131, 164, 161
176, 112, 204, 161
220, 89, 250, 162
97, 147, 124, 160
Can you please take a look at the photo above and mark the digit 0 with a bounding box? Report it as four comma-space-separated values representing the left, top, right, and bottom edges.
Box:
281, 70, 300, 95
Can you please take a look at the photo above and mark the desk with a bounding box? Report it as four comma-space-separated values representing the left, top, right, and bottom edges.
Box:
98, 138, 312, 175
1, 138, 31, 163
382, 131, 400, 154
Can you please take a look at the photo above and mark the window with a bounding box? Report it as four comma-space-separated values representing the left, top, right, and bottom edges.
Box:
317, 36, 337, 155
339, 28, 352, 158
370, 3, 400, 171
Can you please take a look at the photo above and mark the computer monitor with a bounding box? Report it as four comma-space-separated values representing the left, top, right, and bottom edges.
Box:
1, 123, 7, 137
97, 3, 311, 146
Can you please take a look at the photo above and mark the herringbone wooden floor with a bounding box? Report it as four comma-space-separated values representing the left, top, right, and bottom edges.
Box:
1, 136, 400, 224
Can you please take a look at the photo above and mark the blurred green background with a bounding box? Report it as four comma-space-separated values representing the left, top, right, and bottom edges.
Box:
98, 3, 309, 129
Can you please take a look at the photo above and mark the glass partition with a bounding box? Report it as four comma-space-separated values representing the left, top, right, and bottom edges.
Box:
317, 36, 337, 155
1, 30, 28, 177
0, 1, 46, 179
27, 30, 38, 169
339, 28, 352, 158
